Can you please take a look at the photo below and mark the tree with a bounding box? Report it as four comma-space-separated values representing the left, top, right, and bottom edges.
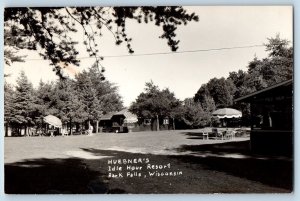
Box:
194, 77, 235, 108
33, 80, 58, 130
265, 34, 292, 58
130, 81, 181, 130
193, 84, 210, 103
52, 79, 86, 134
4, 82, 15, 136
75, 70, 103, 129
4, 7, 199, 77
195, 35, 293, 110
239, 36, 293, 93
200, 95, 216, 114
228, 35, 293, 126
74, 63, 124, 132
86, 63, 123, 113
179, 98, 211, 128
10, 71, 36, 135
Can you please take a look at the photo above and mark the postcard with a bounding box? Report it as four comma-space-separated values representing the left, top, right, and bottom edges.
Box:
4, 6, 293, 194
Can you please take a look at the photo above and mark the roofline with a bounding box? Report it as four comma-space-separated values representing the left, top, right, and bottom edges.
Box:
235, 79, 293, 102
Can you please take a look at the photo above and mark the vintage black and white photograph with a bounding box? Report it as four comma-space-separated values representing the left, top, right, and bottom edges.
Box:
4, 6, 293, 194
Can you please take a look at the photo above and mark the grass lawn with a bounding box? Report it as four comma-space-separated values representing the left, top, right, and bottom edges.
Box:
4, 129, 293, 194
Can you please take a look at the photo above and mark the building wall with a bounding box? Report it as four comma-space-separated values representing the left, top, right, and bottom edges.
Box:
99, 117, 174, 133
249, 85, 293, 156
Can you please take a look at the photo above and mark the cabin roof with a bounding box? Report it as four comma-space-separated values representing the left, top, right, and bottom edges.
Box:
235, 79, 293, 102
100, 113, 114, 120
100, 109, 138, 121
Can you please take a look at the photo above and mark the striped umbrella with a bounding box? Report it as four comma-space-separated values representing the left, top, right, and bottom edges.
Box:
212, 108, 242, 119
43, 115, 62, 128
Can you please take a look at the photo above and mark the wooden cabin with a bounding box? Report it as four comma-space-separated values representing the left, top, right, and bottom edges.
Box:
99, 109, 138, 133
235, 79, 293, 156
99, 109, 174, 132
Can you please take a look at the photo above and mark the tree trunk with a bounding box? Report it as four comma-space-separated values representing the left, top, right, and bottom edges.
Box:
5, 122, 8, 137
156, 115, 159, 131
69, 118, 73, 135
172, 118, 175, 130
76, 123, 79, 132
96, 120, 99, 133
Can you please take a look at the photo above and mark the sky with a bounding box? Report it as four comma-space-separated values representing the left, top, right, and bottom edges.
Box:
4, 6, 293, 107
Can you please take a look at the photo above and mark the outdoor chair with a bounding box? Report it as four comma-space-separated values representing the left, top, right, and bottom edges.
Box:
211, 128, 224, 140
226, 129, 237, 140
202, 129, 209, 140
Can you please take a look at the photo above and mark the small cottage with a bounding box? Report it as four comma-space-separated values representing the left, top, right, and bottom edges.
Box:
99, 109, 138, 133
235, 79, 293, 156
99, 109, 174, 132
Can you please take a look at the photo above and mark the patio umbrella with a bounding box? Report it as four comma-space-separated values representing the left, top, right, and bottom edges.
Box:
212, 108, 242, 119
43, 115, 62, 128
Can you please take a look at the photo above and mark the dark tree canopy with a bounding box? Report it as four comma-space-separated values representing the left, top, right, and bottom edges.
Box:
8, 71, 36, 127
195, 35, 293, 108
179, 98, 213, 128
192, 36, 293, 126
264, 34, 292, 58
194, 77, 236, 108
130, 81, 181, 119
4, 6, 199, 77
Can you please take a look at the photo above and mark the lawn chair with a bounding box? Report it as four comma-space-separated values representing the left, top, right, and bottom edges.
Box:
211, 128, 224, 140
225, 129, 237, 140
202, 129, 209, 140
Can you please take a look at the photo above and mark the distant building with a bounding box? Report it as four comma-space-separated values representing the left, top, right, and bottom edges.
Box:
99, 109, 137, 133
99, 108, 174, 133
235, 79, 293, 156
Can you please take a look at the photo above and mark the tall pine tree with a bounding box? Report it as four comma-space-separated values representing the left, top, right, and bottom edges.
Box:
11, 71, 35, 135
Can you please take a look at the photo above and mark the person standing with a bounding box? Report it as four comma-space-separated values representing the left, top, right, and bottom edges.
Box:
62, 127, 68, 136
89, 125, 93, 135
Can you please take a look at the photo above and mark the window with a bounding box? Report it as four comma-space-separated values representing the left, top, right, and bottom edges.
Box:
163, 119, 169, 125
252, 100, 292, 130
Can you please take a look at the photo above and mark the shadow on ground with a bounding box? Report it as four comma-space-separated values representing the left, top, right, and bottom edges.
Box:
5, 141, 293, 194
174, 140, 293, 190
181, 131, 205, 140
5, 158, 113, 194
177, 139, 252, 155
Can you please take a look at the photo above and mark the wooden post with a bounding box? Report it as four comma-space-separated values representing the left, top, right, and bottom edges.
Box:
156, 115, 159, 131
